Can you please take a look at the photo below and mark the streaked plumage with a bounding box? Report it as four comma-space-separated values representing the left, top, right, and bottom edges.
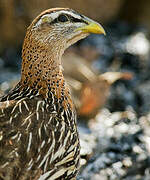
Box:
0, 8, 105, 179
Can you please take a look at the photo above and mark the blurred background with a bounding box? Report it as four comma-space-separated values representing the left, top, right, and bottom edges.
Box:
1, 0, 150, 179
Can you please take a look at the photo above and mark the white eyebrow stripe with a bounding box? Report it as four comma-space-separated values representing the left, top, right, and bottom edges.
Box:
42, 11, 82, 22
51, 10, 82, 20
35, 10, 82, 27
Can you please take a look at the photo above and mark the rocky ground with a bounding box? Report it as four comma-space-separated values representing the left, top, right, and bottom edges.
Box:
1, 21, 150, 179
77, 21, 150, 180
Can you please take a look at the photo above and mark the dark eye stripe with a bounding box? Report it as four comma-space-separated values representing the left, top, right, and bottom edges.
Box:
49, 18, 58, 25
49, 14, 88, 25
69, 16, 88, 24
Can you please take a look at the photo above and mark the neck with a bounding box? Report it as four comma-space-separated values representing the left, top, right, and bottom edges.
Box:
20, 32, 68, 100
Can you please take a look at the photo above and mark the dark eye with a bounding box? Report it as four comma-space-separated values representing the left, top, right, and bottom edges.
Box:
57, 14, 69, 23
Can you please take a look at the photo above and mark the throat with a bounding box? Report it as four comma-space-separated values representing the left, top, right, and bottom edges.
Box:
20, 33, 74, 109
21, 36, 65, 94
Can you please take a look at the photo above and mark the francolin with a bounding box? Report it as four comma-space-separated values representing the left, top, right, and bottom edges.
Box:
0, 8, 105, 179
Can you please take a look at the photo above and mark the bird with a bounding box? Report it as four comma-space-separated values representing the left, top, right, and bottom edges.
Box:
0, 8, 105, 180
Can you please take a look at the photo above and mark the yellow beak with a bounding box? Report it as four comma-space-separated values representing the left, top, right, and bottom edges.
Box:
76, 21, 106, 35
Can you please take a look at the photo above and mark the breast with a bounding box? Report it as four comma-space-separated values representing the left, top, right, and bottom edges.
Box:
0, 94, 80, 179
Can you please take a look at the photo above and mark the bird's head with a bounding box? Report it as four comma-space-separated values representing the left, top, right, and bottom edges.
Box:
27, 8, 105, 51
21, 8, 105, 89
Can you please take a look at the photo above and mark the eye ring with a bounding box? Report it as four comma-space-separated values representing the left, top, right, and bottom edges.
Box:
57, 14, 69, 23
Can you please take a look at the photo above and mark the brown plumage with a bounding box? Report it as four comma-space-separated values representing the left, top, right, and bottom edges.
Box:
0, 8, 105, 179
